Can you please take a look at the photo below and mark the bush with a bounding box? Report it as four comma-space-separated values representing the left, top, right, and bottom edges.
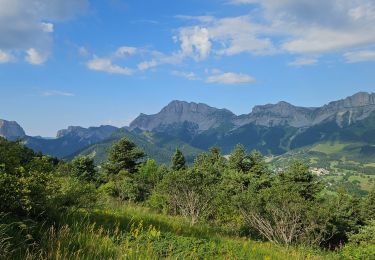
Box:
342, 220, 375, 259
51, 176, 98, 212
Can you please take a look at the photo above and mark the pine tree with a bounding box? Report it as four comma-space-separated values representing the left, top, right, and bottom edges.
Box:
172, 148, 186, 171
105, 137, 145, 174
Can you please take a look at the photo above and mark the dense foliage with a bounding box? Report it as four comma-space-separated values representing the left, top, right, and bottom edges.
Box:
0, 136, 374, 258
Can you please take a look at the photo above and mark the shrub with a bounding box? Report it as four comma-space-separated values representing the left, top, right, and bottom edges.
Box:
342, 220, 375, 259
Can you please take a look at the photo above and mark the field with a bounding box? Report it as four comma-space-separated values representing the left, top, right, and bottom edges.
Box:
5, 200, 338, 260
270, 141, 375, 194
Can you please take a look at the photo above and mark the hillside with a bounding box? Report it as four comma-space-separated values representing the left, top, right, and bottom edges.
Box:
77, 92, 375, 165
1, 92, 375, 166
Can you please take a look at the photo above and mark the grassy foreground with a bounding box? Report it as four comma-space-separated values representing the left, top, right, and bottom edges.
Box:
8, 200, 338, 260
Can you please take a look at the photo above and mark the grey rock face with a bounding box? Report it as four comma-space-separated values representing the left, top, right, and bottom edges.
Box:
130, 92, 375, 131
130, 100, 236, 132
234, 101, 316, 128
0, 119, 26, 140
56, 125, 119, 141
313, 92, 375, 126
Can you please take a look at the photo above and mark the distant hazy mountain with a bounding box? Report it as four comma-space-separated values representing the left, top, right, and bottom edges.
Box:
24, 125, 119, 158
0, 119, 26, 140
2, 92, 375, 164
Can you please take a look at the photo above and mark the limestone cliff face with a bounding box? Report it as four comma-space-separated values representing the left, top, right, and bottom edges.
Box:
234, 101, 316, 128
313, 92, 375, 126
130, 100, 236, 132
0, 119, 26, 140
130, 93, 375, 131
56, 125, 118, 141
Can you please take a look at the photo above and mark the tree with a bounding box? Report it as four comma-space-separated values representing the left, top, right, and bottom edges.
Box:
105, 138, 145, 174
71, 156, 97, 182
136, 159, 164, 201
342, 220, 375, 259
171, 149, 186, 171
238, 160, 329, 246
279, 160, 322, 201
362, 185, 375, 221
228, 144, 251, 173
157, 168, 217, 225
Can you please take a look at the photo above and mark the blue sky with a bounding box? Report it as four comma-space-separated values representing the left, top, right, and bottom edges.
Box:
0, 0, 375, 136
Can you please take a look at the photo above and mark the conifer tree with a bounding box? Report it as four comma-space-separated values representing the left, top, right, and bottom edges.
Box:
172, 148, 186, 171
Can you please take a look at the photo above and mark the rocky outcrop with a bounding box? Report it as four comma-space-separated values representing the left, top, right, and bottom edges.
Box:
0, 119, 26, 140
130, 92, 375, 131
313, 92, 375, 126
56, 125, 118, 141
234, 101, 316, 128
130, 100, 236, 132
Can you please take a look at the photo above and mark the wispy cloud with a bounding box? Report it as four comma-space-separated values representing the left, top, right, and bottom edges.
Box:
0, 50, 14, 63
171, 70, 200, 80
288, 57, 318, 67
206, 72, 255, 85
344, 50, 375, 63
41, 90, 75, 97
87, 57, 134, 75
86, 46, 138, 75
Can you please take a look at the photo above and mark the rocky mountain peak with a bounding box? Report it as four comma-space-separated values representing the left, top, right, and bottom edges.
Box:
56, 125, 118, 140
251, 101, 299, 114
325, 92, 375, 110
0, 119, 26, 140
130, 100, 235, 132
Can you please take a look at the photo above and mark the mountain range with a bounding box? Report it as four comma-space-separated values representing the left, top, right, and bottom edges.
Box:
1, 92, 375, 164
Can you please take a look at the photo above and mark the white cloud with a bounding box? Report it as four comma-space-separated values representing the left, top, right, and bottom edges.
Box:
41, 22, 54, 33
175, 16, 275, 59
25, 48, 48, 65
288, 57, 318, 67
234, 0, 375, 55
178, 26, 212, 60
206, 72, 255, 85
138, 60, 159, 71
344, 50, 375, 63
171, 71, 199, 80
115, 46, 138, 57
0, 0, 88, 64
0, 50, 13, 63
41, 90, 75, 97
87, 57, 134, 75
172, 0, 375, 61
86, 46, 140, 75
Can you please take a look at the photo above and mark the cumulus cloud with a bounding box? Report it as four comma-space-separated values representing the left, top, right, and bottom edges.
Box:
0, 50, 13, 63
25, 48, 48, 65
87, 57, 134, 75
206, 72, 255, 85
86, 46, 140, 75
344, 50, 375, 63
228, 0, 375, 55
170, 0, 375, 63
175, 16, 275, 59
0, 0, 88, 64
177, 26, 212, 60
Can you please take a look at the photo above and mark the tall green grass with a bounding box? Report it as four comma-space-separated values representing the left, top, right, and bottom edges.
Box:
1, 203, 339, 259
